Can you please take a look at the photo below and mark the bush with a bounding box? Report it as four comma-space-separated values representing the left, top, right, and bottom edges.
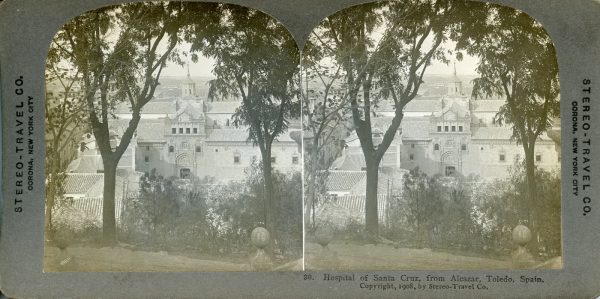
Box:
120, 163, 302, 259
382, 163, 561, 259
51, 197, 103, 246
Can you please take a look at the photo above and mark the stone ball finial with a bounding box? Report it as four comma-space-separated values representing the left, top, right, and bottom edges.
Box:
251, 227, 270, 249
315, 226, 334, 248
512, 224, 532, 246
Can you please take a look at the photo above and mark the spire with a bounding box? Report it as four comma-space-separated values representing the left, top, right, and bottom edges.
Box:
187, 60, 190, 79
453, 61, 457, 77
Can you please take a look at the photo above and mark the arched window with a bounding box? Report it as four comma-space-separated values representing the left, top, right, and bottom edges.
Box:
434, 144, 440, 150
169, 145, 174, 153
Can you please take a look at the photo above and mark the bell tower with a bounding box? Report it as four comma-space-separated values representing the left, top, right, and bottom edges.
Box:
182, 62, 196, 97
447, 62, 463, 96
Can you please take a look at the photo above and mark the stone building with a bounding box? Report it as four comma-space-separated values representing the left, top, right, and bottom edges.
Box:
110, 74, 302, 182
332, 70, 560, 179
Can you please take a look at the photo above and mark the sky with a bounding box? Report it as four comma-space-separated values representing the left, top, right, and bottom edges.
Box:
427, 54, 479, 75
160, 40, 480, 78
161, 53, 479, 78
162, 55, 216, 77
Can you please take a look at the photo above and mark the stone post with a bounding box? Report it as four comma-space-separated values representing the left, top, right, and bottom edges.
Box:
250, 227, 272, 271
313, 226, 339, 269
511, 224, 534, 268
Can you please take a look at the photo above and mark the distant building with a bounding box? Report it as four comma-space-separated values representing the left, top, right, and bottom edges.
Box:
330, 70, 560, 179
107, 73, 302, 182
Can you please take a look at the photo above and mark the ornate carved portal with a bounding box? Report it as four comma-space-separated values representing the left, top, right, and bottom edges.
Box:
441, 150, 458, 176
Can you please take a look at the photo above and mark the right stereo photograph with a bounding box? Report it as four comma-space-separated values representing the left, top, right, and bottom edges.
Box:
301, 0, 561, 271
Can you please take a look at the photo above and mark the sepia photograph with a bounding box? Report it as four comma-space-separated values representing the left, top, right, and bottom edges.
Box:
43, 2, 303, 272
3, 0, 600, 297
302, 0, 561, 271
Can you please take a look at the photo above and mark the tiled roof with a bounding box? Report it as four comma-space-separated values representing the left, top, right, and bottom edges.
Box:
85, 175, 126, 198
175, 103, 203, 120
325, 171, 366, 192
156, 88, 181, 99
63, 172, 136, 198
136, 120, 166, 142
114, 101, 174, 115
63, 173, 103, 195
323, 194, 389, 223
436, 101, 469, 118
108, 119, 130, 136
404, 99, 441, 112
66, 154, 102, 173
374, 100, 397, 112
205, 101, 241, 114
401, 117, 431, 140
330, 153, 365, 170
108, 119, 167, 142
350, 172, 395, 195
420, 85, 448, 96
69, 196, 124, 224
372, 117, 394, 131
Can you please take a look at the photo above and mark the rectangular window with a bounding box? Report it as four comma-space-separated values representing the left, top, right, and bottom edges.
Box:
292, 156, 299, 164
461, 144, 466, 151
179, 128, 183, 134
409, 153, 414, 160
437, 126, 442, 132
499, 154, 505, 162
193, 128, 198, 134
172, 128, 176, 134
536, 154, 542, 162
186, 128, 191, 134
144, 156, 149, 163
459, 126, 463, 132
271, 157, 277, 164
444, 126, 449, 132
234, 156, 240, 164
451, 126, 456, 132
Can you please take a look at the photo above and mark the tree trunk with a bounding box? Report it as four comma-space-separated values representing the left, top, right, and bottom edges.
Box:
45, 167, 56, 240
523, 143, 537, 225
304, 140, 319, 232
523, 142, 539, 255
365, 158, 379, 238
262, 151, 274, 234
102, 157, 118, 245
45, 151, 62, 241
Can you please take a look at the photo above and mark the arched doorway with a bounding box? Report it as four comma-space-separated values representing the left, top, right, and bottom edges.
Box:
441, 150, 457, 176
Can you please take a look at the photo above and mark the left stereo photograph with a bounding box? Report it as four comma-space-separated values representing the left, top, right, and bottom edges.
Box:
43, 1, 303, 272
